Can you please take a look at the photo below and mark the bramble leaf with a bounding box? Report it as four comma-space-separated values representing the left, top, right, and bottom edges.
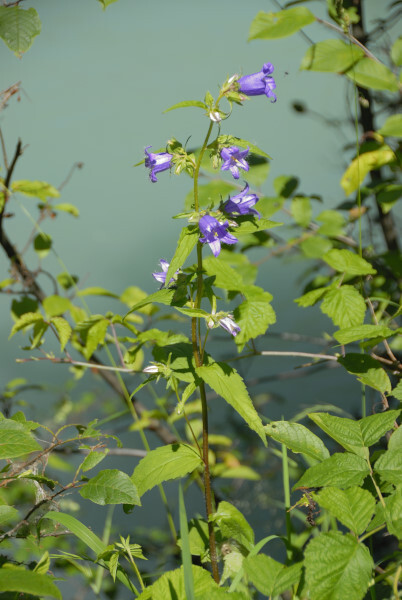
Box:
265, 421, 330, 462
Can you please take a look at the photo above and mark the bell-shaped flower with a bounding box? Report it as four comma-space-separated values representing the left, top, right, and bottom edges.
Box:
238, 63, 277, 103
223, 183, 261, 218
145, 146, 173, 182
152, 259, 178, 287
199, 215, 237, 258
220, 146, 250, 180
219, 316, 241, 337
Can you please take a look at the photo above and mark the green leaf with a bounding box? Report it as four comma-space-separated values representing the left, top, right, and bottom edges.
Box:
374, 449, 402, 485
234, 287, 276, 351
44, 511, 105, 555
0, 7, 41, 56
391, 380, 402, 400
213, 501, 254, 549
304, 532, 373, 600
34, 233, 52, 258
316, 209, 346, 237
338, 353, 391, 393
234, 216, 281, 236
179, 485, 195, 600
77, 286, 119, 298
294, 452, 370, 490
203, 256, 244, 290
137, 565, 218, 600
248, 7, 315, 40
341, 146, 396, 195
300, 236, 333, 258
75, 316, 109, 359
295, 286, 328, 307
0, 505, 19, 526
377, 183, 402, 213
164, 100, 207, 113
9, 311, 43, 338
391, 36, 402, 66
132, 443, 202, 497
322, 249, 376, 275
165, 225, 199, 285
0, 569, 61, 599
291, 196, 312, 226
124, 286, 187, 317
43, 295, 71, 317
0, 419, 41, 458
243, 554, 302, 596
80, 469, 141, 506
153, 342, 197, 383
367, 487, 402, 539
184, 181, 237, 211
53, 202, 80, 217
97, 0, 119, 9
80, 449, 109, 472
334, 324, 395, 344
273, 175, 299, 197
321, 285, 366, 328
316, 487, 375, 534
174, 307, 209, 319
264, 421, 330, 462
196, 362, 266, 445
301, 39, 364, 72
346, 57, 399, 91
378, 114, 402, 138
50, 317, 72, 351
11, 179, 59, 200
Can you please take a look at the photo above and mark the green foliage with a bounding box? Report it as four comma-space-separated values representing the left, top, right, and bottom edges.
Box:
301, 39, 364, 72
0, 568, 61, 599
243, 554, 302, 596
0, 6, 41, 56
265, 421, 330, 462
80, 469, 141, 505
248, 7, 315, 40
0, 418, 41, 458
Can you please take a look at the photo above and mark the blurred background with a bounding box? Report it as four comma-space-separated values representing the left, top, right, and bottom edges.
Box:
1, 0, 400, 595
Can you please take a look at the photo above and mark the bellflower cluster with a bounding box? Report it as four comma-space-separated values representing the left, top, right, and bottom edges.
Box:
238, 62, 276, 102
152, 259, 178, 287
199, 215, 237, 258
220, 146, 249, 179
223, 183, 260, 218
145, 146, 173, 182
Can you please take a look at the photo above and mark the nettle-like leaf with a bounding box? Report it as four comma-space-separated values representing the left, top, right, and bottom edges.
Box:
367, 487, 402, 540
9, 311, 44, 338
265, 421, 330, 462
203, 256, 244, 291
338, 353, 391, 393
43, 295, 72, 317
196, 362, 266, 445
50, 317, 72, 352
74, 316, 109, 359
301, 39, 364, 72
0, 7, 41, 56
80, 449, 109, 472
80, 469, 141, 506
321, 285, 366, 328
374, 448, 402, 485
234, 285, 276, 351
132, 443, 202, 497
164, 100, 207, 114
0, 419, 41, 458
293, 452, 370, 490
300, 235, 332, 259
0, 569, 61, 600
248, 7, 315, 40
137, 565, 219, 600
165, 225, 199, 284
322, 249, 376, 276
334, 324, 396, 345
304, 532, 373, 600
295, 286, 328, 307
341, 145, 396, 195
243, 554, 302, 597
346, 57, 399, 92
213, 501, 254, 549
315, 487, 376, 535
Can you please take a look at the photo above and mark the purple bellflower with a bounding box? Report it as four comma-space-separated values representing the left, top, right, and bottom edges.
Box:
219, 316, 241, 337
238, 63, 277, 103
145, 146, 172, 183
223, 183, 261, 218
152, 259, 178, 287
220, 146, 249, 180
199, 215, 237, 258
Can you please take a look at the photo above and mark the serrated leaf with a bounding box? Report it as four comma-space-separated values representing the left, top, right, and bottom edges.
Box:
321, 285, 366, 328
334, 324, 395, 344
293, 452, 370, 490
196, 362, 266, 445
184, 181, 237, 211
80, 469, 141, 506
75, 316, 108, 359
43, 295, 71, 317
234, 290, 276, 351
295, 286, 328, 307
301, 39, 364, 72
11, 179, 58, 200
323, 249, 376, 275
341, 146, 396, 195
367, 487, 402, 539
80, 450, 109, 472
50, 317, 72, 351
264, 421, 330, 462
174, 307, 209, 319
53, 202, 80, 217
316, 487, 375, 534
359, 410, 400, 446
338, 353, 391, 393
132, 443, 202, 497
378, 114, 402, 138
214, 501, 254, 549
0, 419, 41, 458
165, 226, 199, 285
346, 57, 399, 91
163, 100, 207, 113
234, 216, 281, 235
137, 565, 218, 600
124, 286, 187, 317
9, 311, 44, 338
304, 532, 373, 600
0, 569, 61, 599
0, 7, 41, 56
391, 380, 402, 400
389, 425, 402, 451
248, 7, 315, 40
300, 236, 333, 258
243, 554, 302, 596
374, 449, 402, 485
203, 256, 244, 290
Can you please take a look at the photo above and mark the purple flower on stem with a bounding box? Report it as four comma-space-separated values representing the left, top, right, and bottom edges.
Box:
199, 215, 237, 258
152, 259, 178, 287
220, 146, 249, 180
223, 183, 261, 218
145, 146, 172, 182
219, 316, 241, 337
238, 63, 277, 103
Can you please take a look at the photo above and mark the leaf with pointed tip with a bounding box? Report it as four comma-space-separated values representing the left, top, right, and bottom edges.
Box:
293, 452, 370, 490
265, 421, 329, 462
316, 487, 375, 535
164, 100, 207, 113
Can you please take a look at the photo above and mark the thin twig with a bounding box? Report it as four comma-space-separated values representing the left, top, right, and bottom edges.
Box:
0, 127, 9, 169
366, 296, 399, 364
259, 350, 338, 361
